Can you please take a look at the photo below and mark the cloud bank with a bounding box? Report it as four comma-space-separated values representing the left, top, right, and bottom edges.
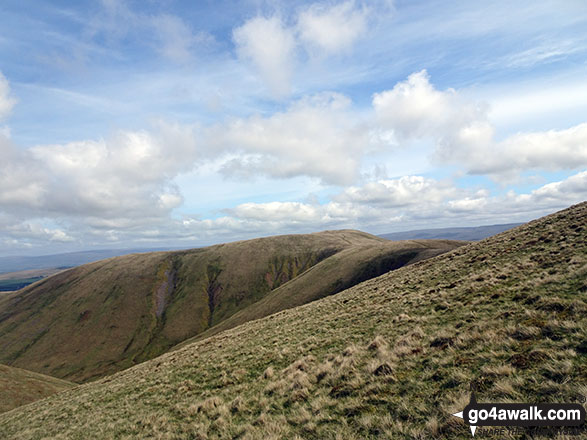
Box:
1, 65, 586, 252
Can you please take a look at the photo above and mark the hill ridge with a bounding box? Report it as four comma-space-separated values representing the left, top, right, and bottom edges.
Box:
0, 229, 462, 383
1, 202, 583, 439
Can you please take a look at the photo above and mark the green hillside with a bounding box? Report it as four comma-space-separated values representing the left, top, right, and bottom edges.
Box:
1, 203, 583, 439
0, 364, 74, 414
0, 230, 460, 383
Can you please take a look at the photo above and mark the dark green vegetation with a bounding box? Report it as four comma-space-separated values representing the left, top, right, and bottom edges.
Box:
0, 364, 74, 414
0, 203, 583, 439
0, 230, 460, 383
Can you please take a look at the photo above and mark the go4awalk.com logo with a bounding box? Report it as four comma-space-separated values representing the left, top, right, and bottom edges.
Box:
452, 392, 585, 436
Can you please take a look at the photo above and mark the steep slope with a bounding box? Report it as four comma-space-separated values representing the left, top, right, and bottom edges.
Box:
0, 364, 74, 414
178, 239, 460, 346
0, 203, 583, 439
0, 230, 461, 383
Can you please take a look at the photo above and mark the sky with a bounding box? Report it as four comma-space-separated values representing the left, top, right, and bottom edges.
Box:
0, 0, 586, 256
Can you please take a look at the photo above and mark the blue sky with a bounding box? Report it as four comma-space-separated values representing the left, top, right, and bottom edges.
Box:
0, 0, 586, 255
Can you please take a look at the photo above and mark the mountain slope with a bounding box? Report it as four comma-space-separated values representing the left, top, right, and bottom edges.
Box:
0, 230, 461, 383
0, 203, 583, 439
0, 364, 74, 414
177, 239, 460, 347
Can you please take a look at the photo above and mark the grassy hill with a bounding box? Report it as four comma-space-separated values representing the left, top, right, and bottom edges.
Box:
0, 230, 460, 383
0, 364, 74, 414
0, 203, 583, 439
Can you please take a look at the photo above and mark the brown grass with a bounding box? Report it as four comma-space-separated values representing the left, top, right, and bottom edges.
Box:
0, 202, 584, 439
0, 230, 461, 383
0, 364, 74, 414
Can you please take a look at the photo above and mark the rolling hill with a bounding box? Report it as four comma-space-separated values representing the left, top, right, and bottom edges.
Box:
0, 230, 462, 383
0, 364, 74, 414
0, 203, 583, 439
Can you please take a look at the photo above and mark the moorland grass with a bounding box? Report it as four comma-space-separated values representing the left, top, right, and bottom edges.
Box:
0, 203, 584, 439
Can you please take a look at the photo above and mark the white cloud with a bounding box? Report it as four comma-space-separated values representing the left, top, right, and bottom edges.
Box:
373, 70, 487, 140
221, 171, 587, 234
511, 170, 587, 208
297, 1, 368, 55
0, 124, 198, 221
233, 16, 297, 98
209, 92, 371, 185
337, 175, 458, 207
476, 123, 587, 175
0, 72, 17, 120
372, 70, 587, 179
9, 223, 75, 243
230, 201, 321, 223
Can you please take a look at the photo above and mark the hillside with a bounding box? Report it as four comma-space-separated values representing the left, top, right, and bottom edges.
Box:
176, 239, 459, 347
0, 203, 583, 439
0, 364, 74, 414
0, 230, 461, 383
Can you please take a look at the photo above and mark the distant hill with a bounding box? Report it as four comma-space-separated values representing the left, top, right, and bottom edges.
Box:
0, 269, 66, 292
0, 248, 174, 274
379, 223, 522, 241
0, 230, 462, 383
0, 204, 583, 439
0, 364, 74, 414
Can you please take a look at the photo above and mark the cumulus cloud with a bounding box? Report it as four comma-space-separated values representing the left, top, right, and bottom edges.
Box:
230, 201, 322, 223
0, 124, 198, 221
373, 70, 587, 178
475, 123, 587, 175
297, 1, 368, 55
233, 16, 297, 98
208, 92, 371, 185
336, 175, 458, 207
219, 172, 587, 234
511, 170, 587, 208
2, 65, 585, 252
233, 1, 380, 97
0, 72, 17, 120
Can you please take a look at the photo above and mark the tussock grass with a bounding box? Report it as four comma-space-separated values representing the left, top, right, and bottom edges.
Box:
0, 203, 585, 439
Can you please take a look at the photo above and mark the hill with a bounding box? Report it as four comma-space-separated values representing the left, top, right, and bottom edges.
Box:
175, 238, 459, 348
0, 364, 74, 414
379, 223, 522, 241
0, 248, 178, 275
0, 268, 65, 292
0, 230, 461, 383
0, 203, 583, 439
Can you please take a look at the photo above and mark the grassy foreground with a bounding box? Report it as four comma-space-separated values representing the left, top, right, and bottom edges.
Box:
0, 203, 585, 439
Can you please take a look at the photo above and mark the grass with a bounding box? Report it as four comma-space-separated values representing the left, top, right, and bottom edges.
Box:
0, 230, 461, 383
0, 202, 584, 439
0, 364, 74, 414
